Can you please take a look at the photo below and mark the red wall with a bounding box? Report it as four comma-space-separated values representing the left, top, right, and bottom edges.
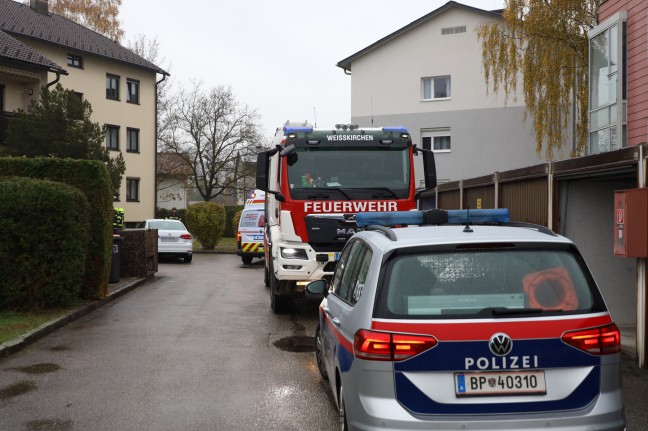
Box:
599, 0, 648, 146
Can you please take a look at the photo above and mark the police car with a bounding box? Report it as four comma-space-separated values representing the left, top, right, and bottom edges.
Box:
237, 190, 265, 265
306, 209, 625, 431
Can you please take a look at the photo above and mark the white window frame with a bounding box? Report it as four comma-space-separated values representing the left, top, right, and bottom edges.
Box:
588, 11, 626, 154
421, 128, 451, 153
421, 76, 451, 101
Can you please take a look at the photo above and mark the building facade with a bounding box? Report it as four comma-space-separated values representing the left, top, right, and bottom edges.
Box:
0, 0, 168, 224
337, 1, 571, 187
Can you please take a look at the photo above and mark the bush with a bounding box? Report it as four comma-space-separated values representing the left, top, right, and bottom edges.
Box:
224, 205, 244, 237
0, 157, 113, 299
0, 177, 90, 310
185, 202, 226, 249
232, 209, 243, 234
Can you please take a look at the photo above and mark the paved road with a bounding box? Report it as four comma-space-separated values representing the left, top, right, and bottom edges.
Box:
0, 254, 337, 431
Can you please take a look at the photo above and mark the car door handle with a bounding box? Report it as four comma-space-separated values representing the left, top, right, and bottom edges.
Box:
330, 317, 340, 326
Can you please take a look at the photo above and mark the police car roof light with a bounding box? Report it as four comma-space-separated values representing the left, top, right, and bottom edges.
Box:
284, 125, 313, 134
356, 209, 510, 228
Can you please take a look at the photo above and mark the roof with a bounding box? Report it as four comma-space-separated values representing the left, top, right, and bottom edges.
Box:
336, 1, 502, 72
0, 0, 168, 76
358, 224, 572, 252
0, 28, 66, 73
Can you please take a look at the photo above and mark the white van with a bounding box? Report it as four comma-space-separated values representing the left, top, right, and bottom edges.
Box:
237, 190, 265, 264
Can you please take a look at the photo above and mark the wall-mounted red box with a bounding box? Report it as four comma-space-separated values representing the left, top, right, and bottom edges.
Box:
614, 188, 648, 257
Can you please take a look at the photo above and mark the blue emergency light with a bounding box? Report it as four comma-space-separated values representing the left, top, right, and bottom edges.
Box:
355, 209, 510, 227
382, 126, 408, 134
284, 125, 313, 134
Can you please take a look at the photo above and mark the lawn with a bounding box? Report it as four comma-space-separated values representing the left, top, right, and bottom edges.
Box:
0, 308, 79, 344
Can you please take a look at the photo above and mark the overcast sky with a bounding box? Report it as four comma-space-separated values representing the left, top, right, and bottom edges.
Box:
119, 0, 505, 142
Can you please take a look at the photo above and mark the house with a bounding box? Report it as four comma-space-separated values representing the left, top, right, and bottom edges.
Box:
336, 1, 571, 187
0, 0, 168, 225
156, 152, 192, 210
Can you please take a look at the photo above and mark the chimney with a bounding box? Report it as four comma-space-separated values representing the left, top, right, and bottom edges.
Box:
30, 0, 49, 15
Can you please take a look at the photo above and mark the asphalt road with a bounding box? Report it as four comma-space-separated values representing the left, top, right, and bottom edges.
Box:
1, 253, 648, 430
0, 254, 337, 431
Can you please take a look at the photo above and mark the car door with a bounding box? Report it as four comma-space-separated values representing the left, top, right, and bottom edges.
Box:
322, 240, 369, 380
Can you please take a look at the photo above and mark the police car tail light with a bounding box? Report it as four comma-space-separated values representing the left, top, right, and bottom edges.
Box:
236, 232, 241, 242
561, 323, 621, 355
353, 330, 438, 361
180, 234, 192, 240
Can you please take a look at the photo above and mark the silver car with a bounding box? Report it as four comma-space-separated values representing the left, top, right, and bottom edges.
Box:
307, 209, 625, 431
143, 219, 193, 263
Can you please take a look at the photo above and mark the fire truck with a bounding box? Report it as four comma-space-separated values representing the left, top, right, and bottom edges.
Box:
256, 122, 437, 312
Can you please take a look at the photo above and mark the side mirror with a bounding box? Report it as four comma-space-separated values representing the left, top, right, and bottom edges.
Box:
423, 150, 437, 190
256, 151, 270, 191
305, 279, 329, 297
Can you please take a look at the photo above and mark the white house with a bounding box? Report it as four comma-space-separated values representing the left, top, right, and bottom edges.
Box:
337, 1, 571, 186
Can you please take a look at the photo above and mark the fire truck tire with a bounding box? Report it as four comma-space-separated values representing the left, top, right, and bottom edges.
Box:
264, 265, 270, 288
270, 263, 289, 313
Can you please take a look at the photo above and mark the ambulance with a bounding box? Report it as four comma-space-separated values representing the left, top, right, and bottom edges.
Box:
236, 190, 265, 265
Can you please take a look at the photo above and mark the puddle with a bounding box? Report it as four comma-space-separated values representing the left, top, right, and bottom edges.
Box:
26, 419, 73, 431
0, 380, 37, 400
12, 363, 61, 375
273, 335, 316, 353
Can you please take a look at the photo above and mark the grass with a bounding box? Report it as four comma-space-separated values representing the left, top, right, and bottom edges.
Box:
0, 308, 77, 344
192, 236, 237, 252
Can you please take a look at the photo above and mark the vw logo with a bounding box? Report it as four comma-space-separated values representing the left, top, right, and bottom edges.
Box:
489, 333, 513, 356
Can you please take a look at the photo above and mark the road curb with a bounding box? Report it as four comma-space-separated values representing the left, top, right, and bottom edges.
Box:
0, 276, 151, 359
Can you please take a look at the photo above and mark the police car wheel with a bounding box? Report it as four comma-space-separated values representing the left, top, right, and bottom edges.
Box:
315, 325, 328, 380
242, 255, 253, 265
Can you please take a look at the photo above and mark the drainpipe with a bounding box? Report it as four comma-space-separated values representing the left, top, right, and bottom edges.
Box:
46, 71, 61, 88
638, 144, 646, 368
154, 73, 167, 217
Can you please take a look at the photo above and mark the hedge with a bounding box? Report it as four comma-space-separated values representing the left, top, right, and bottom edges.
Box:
0, 157, 113, 299
0, 177, 90, 310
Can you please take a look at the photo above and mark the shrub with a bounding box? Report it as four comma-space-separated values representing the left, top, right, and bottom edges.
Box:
232, 209, 243, 234
0, 157, 113, 299
224, 205, 244, 237
0, 177, 90, 310
185, 202, 226, 249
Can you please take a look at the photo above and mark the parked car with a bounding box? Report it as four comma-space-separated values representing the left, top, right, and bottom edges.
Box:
307, 209, 625, 431
143, 219, 193, 263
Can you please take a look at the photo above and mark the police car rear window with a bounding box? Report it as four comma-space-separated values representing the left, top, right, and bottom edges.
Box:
376, 248, 606, 319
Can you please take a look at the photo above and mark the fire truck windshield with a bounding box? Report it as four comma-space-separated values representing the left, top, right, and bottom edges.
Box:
286, 145, 410, 200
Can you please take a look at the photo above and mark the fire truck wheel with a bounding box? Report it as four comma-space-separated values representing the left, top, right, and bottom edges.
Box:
264, 265, 270, 288
270, 274, 289, 313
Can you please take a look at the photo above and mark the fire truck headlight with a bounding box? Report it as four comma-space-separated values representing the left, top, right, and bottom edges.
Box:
280, 247, 308, 260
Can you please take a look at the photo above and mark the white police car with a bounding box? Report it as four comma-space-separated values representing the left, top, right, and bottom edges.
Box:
307, 209, 625, 431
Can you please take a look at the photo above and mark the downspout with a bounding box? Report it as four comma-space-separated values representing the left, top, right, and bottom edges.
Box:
46, 71, 61, 88
154, 73, 167, 216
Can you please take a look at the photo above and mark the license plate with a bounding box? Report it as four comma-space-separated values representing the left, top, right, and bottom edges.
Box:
327, 252, 341, 261
160, 237, 177, 242
455, 371, 546, 397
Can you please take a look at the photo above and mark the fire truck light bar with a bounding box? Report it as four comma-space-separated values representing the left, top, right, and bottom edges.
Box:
284, 125, 314, 134
355, 209, 510, 227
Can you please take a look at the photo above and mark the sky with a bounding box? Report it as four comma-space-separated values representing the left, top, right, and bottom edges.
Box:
119, 0, 505, 142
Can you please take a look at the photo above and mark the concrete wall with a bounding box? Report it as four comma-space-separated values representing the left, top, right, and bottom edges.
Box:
559, 178, 637, 326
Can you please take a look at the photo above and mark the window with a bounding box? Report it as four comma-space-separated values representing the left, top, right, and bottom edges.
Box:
67, 54, 83, 68
73, 92, 83, 102
588, 12, 626, 154
126, 79, 139, 104
422, 76, 451, 100
127, 128, 139, 153
126, 178, 140, 202
422, 129, 451, 153
441, 26, 466, 35
106, 74, 119, 100
106, 125, 119, 150
331, 241, 371, 305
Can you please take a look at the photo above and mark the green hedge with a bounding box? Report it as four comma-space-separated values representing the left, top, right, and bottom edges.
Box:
0, 157, 113, 299
224, 205, 244, 237
185, 202, 226, 249
0, 177, 90, 310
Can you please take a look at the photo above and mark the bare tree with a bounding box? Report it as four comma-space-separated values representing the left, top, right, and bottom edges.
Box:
160, 82, 263, 202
